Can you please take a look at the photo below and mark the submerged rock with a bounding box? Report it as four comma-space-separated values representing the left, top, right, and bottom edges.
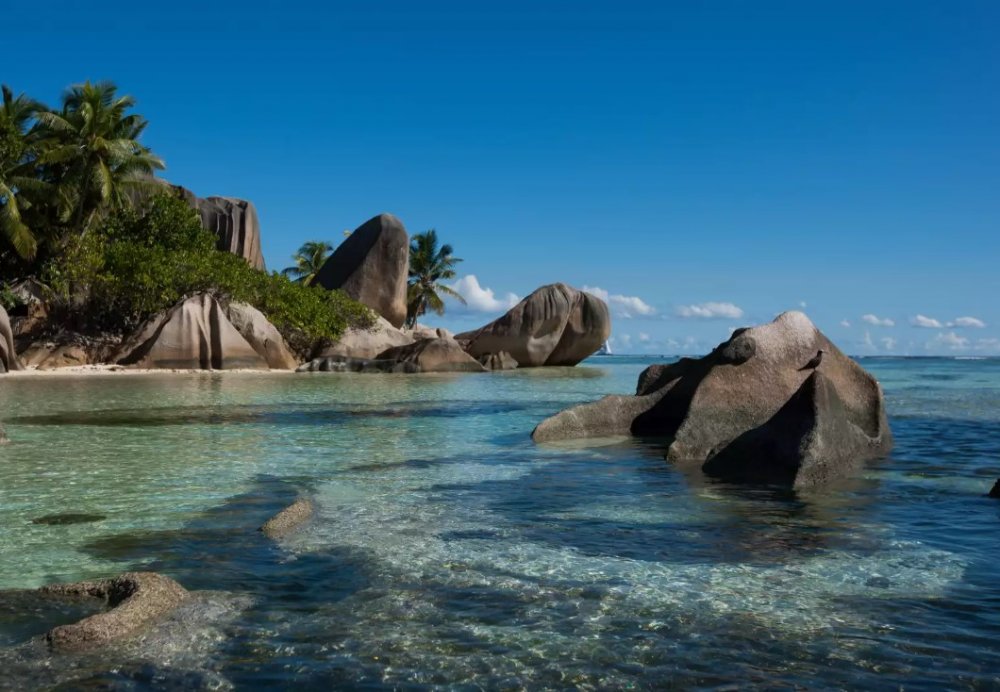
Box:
478, 351, 519, 371
39, 572, 189, 651
314, 213, 409, 328
533, 311, 893, 489
260, 498, 314, 538
32, 513, 107, 526
0, 305, 23, 373
990, 480, 1000, 498
115, 294, 268, 370
457, 283, 611, 367
377, 337, 487, 373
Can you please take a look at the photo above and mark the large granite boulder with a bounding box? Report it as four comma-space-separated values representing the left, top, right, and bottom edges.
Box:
0, 305, 23, 373
313, 213, 409, 328
195, 196, 265, 270
378, 337, 487, 373
315, 315, 414, 360
223, 301, 298, 369
115, 294, 268, 370
37, 572, 189, 651
479, 351, 518, 371
532, 312, 893, 489
457, 283, 611, 367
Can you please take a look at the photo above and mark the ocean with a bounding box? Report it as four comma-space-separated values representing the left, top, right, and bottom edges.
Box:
0, 356, 998, 688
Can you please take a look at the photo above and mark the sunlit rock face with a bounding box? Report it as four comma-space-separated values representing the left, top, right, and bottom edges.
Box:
457, 283, 611, 367
194, 196, 265, 270
114, 294, 269, 370
533, 311, 893, 488
0, 306, 22, 373
313, 213, 409, 329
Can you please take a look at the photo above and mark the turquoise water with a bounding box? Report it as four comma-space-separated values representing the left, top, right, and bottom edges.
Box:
0, 356, 998, 688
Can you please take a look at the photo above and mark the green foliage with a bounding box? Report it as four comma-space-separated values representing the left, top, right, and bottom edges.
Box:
282, 240, 333, 286
0, 282, 24, 312
43, 195, 373, 353
406, 229, 465, 328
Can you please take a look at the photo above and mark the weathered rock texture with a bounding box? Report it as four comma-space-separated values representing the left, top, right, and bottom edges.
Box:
0, 306, 23, 373
17, 334, 120, 370
378, 337, 487, 373
314, 214, 409, 328
297, 356, 420, 374
115, 294, 268, 370
315, 315, 414, 360
458, 283, 611, 367
533, 312, 893, 489
223, 301, 298, 369
39, 572, 189, 651
195, 196, 265, 270
407, 324, 454, 341
260, 498, 314, 538
479, 351, 519, 371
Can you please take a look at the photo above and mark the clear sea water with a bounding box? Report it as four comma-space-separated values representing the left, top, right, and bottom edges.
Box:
0, 356, 998, 689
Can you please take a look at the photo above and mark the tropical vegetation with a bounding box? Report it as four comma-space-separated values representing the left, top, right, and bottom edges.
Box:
406, 229, 465, 328
282, 241, 332, 285
0, 81, 373, 353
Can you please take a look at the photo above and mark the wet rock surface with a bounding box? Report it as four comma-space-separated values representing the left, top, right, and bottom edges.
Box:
259, 498, 314, 539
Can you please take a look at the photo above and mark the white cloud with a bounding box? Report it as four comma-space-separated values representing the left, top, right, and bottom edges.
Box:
840, 319, 851, 328
638, 332, 651, 342
582, 286, 656, 318
910, 314, 943, 329
675, 302, 744, 320
449, 275, 520, 313
951, 316, 986, 328
861, 314, 895, 327
881, 337, 897, 351
927, 331, 969, 351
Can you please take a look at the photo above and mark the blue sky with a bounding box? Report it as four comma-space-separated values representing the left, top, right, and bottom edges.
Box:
7, 1, 999, 355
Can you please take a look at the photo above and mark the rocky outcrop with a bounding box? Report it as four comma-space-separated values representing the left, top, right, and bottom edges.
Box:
0, 305, 23, 373
223, 301, 298, 369
195, 196, 265, 270
457, 283, 611, 367
532, 312, 892, 489
990, 480, 1000, 499
115, 294, 268, 370
378, 337, 487, 373
407, 324, 454, 341
315, 315, 414, 360
260, 498, 314, 538
479, 351, 518, 371
296, 355, 420, 374
39, 572, 189, 651
314, 213, 409, 328
17, 334, 120, 370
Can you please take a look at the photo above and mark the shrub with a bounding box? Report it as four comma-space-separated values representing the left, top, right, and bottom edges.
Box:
42, 194, 373, 353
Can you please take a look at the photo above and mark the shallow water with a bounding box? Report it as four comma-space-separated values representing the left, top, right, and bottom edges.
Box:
0, 357, 998, 688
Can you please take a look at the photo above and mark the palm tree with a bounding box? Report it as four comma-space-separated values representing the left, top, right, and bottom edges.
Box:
282, 240, 333, 285
34, 81, 164, 238
0, 85, 43, 259
406, 229, 465, 328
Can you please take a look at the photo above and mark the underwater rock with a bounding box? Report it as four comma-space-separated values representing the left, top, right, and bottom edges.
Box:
39, 572, 189, 651
314, 213, 409, 328
259, 498, 314, 538
32, 513, 107, 526
533, 311, 893, 489
457, 283, 610, 367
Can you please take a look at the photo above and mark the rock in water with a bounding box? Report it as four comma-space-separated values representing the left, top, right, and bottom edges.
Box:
0, 305, 23, 373
115, 294, 268, 370
478, 351, 519, 371
315, 315, 414, 360
260, 498, 314, 538
223, 301, 298, 369
194, 196, 265, 270
532, 311, 893, 489
990, 480, 1000, 498
38, 572, 189, 651
313, 213, 409, 328
377, 338, 488, 373
457, 283, 611, 367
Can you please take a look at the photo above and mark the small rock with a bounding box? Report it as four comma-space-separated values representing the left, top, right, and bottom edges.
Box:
32, 513, 107, 526
260, 498, 314, 538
